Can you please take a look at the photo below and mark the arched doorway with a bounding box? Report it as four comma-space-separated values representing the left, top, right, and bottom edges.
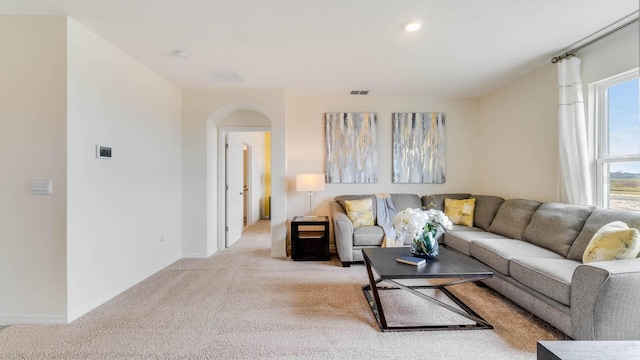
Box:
220, 128, 270, 249
206, 106, 283, 256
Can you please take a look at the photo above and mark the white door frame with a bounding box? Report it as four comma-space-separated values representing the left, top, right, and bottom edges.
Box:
218, 127, 270, 250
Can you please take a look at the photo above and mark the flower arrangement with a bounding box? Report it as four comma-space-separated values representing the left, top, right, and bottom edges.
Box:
392, 208, 454, 258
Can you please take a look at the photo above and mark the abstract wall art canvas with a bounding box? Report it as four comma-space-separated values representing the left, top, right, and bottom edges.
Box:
392, 112, 445, 183
324, 112, 378, 183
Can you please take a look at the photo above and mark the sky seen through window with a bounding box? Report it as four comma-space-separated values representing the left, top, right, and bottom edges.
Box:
608, 78, 639, 174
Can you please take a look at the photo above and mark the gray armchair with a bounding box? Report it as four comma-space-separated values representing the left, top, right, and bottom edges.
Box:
329, 194, 422, 266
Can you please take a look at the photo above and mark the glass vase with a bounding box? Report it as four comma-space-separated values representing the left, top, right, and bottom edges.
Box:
410, 229, 440, 259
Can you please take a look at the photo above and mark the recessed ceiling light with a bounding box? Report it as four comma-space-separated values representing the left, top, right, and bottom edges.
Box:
404, 20, 423, 32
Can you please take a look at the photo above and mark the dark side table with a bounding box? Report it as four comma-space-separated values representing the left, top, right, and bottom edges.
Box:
291, 216, 330, 261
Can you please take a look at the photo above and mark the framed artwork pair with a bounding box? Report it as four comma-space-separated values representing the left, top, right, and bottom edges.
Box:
324, 112, 446, 184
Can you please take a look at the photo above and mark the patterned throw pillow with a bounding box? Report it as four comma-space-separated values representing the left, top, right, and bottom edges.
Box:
344, 198, 375, 227
444, 198, 476, 227
583, 221, 640, 263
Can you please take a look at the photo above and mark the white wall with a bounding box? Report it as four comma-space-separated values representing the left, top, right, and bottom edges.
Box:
181, 90, 286, 258
286, 96, 482, 219
0, 16, 68, 324
476, 22, 639, 202
66, 19, 182, 321
580, 23, 639, 91
477, 65, 559, 201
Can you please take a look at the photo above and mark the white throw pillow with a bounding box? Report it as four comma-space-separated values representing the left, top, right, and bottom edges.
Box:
582, 221, 640, 263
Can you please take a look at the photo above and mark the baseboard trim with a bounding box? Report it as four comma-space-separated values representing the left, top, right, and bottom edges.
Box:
206, 247, 218, 257
271, 250, 287, 258
182, 252, 212, 258
0, 314, 67, 325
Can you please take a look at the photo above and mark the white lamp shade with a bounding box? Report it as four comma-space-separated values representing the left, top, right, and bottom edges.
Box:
296, 174, 325, 192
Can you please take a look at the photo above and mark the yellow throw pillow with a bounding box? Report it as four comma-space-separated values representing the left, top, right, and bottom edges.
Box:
582, 221, 640, 263
444, 198, 476, 227
344, 198, 374, 227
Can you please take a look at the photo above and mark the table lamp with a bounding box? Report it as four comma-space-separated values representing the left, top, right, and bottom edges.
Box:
296, 173, 325, 216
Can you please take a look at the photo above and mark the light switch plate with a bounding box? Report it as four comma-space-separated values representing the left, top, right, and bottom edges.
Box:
31, 180, 52, 195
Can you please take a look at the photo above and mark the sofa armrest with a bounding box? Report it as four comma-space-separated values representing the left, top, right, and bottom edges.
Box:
571, 258, 640, 340
329, 201, 354, 263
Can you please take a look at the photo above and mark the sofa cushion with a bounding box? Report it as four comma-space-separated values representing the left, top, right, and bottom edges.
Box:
509, 258, 580, 306
344, 198, 375, 227
582, 221, 640, 263
568, 208, 640, 261
353, 226, 384, 246
444, 229, 509, 256
470, 238, 564, 275
422, 193, 471, 211
469, 195, 505, 231
336, 195, 376, 220
390, 194, 422, 212
522, 202, 595, 257
489, 199, 542, 240
451, 224, 483, 232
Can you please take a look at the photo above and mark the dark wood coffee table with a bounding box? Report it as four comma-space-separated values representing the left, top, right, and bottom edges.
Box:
362, 246, 493, 332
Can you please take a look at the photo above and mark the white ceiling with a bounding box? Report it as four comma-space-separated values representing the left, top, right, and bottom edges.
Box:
1, 0, 638, 97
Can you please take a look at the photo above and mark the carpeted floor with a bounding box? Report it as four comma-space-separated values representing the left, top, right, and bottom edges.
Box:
0, 220, 566, 359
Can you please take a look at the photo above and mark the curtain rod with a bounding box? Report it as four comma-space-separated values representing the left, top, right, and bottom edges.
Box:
551, 14, 639, 63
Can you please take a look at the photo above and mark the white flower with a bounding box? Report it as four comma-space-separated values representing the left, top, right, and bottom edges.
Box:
392, 208, 453, 241
425, 209, 453, 230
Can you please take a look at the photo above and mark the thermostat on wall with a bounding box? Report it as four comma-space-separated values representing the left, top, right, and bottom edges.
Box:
96, 145, 112, 159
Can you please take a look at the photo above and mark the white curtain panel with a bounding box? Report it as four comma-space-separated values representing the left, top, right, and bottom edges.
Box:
557, 57, 593, 205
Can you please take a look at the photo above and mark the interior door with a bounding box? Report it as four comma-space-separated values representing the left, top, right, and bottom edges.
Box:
226, 133, 244, 247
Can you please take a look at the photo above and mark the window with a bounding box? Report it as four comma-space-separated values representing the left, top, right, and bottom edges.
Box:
593, 69, 640, 211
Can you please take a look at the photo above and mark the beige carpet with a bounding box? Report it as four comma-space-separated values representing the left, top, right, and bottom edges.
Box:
0, 220, 565, 359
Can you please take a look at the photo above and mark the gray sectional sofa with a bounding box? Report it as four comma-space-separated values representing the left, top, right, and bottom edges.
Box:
329, 193, 640, 340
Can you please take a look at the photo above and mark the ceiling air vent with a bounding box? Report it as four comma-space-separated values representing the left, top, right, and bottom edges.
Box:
350, 90, 369, 95
208, 71, 243, 83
